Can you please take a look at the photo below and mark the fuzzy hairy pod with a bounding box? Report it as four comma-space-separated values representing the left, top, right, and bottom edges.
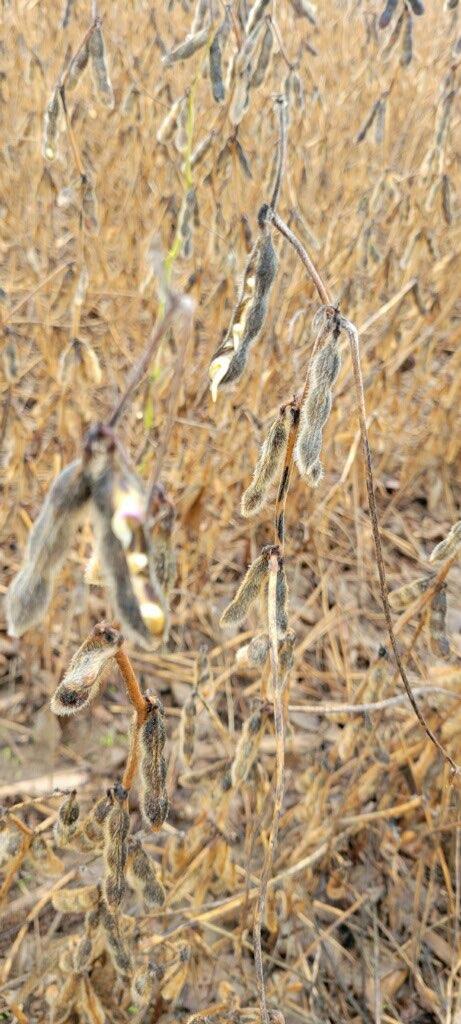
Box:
52, 884, 100, 913
6, 459, 91, 637
231, 706, 268, 786
80, 792, 113, 848
378, 0, 398, 28
51, 623, 122, 716
220, 549, 270, 627
54, 791, 80, 847
163, 27, 209, 66
209, 7, 231, 103
73, 905, 101, 972
76, 976, 106, 1024
241, 410, 288, 517
126, 837, 165, 908
43, 87, 60, 160
229, 19, 265, 125
103, 785, 130, 910
99, 902, 133, 977
429, 587, 450, 659
295, 312, 342, 485
179, 690, 197, 766
209, 230, 278, 400
275, 557, 289, 637
89, 25, 114, 108
278, 628, 296, 680
236, 631, 270, 669
140, 697, 169, 830
388, 574, 434, 611
51, 974, 80, 1024
66, 41, 89, 91
429, 521, 461, 563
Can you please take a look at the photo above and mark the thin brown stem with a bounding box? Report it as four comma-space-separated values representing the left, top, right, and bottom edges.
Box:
269, 209, 332, 306
122, 715, 141, 791
146, 304, 193, 505
345, 319, 459, 775
253, 551, 285, 1024
115, 647, 147, 725
107, 294, 182, 429
59, 87, 85, 178
270, 95, 287, 212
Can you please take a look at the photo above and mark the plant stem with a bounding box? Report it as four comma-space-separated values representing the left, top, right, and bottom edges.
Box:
345, 319, 459, 775
115, 647, 147, 725
253, 550, 285, 1024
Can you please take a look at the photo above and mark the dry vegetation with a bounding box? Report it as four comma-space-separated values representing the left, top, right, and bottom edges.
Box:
1, 0, 461, 1021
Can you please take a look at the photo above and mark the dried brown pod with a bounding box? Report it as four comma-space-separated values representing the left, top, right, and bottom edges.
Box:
278, 627, 295, 680
140, 696, 169, 830
250, 19, 273, 89
82, 175, 100, 235
388, 573, 434, 611
188, 130, 215, 169
51, 973, 80, 1024
209, 229, 278, 400
126, 836, 165, 908
59, 337, 102, 387
89, 452, 154, 650
99, 902, 133, 977
80, 791, 113, 847
76, 975, 106, 1024
43, 86, 60, 160
178, 187, 198, 259
66, 41, 89, 91
209, 6, 231, 103
382, 10, 404, 55
237, 631, 270, 668
73, 904, 101, 972
400, 10, 413, 66
0, 825, 21, 867
429, 586, 450, 659
220, 549, 270, 627
241, 410, 288, 517
51, 623, 122, 716
356, 99, 380, 143
103, 784, 130, 910
89, 24, 114, 108
229, 19, 265, 125
191, 0, 209, 31
231, 705, 269, 785
408, 0, 424, 12
52, 885, 100, 913
295, 309, 342, 485
27, 836, 64, 876
275, 555, 289, 637
288, 0, 317, 20
378, 0, 399, 29
61, 0, 75, 28
54, 790, 80, 847
147, 486, 177, 601
179, 689, 198, 766
163, 27, 210, 66
234, 137, 252, 179
245, 0, 270, 33
429, 521, 461, 562
6, 459, 91, 637
156, 94, 186, 144
441, 174, 453, 225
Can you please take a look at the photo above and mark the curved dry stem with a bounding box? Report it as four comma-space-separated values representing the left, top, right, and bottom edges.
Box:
345, 319, 459, 775
253, 550, 285, 1024
270, 95, 287, 212
269, 209, 332, 306
115, 647, 148, 725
